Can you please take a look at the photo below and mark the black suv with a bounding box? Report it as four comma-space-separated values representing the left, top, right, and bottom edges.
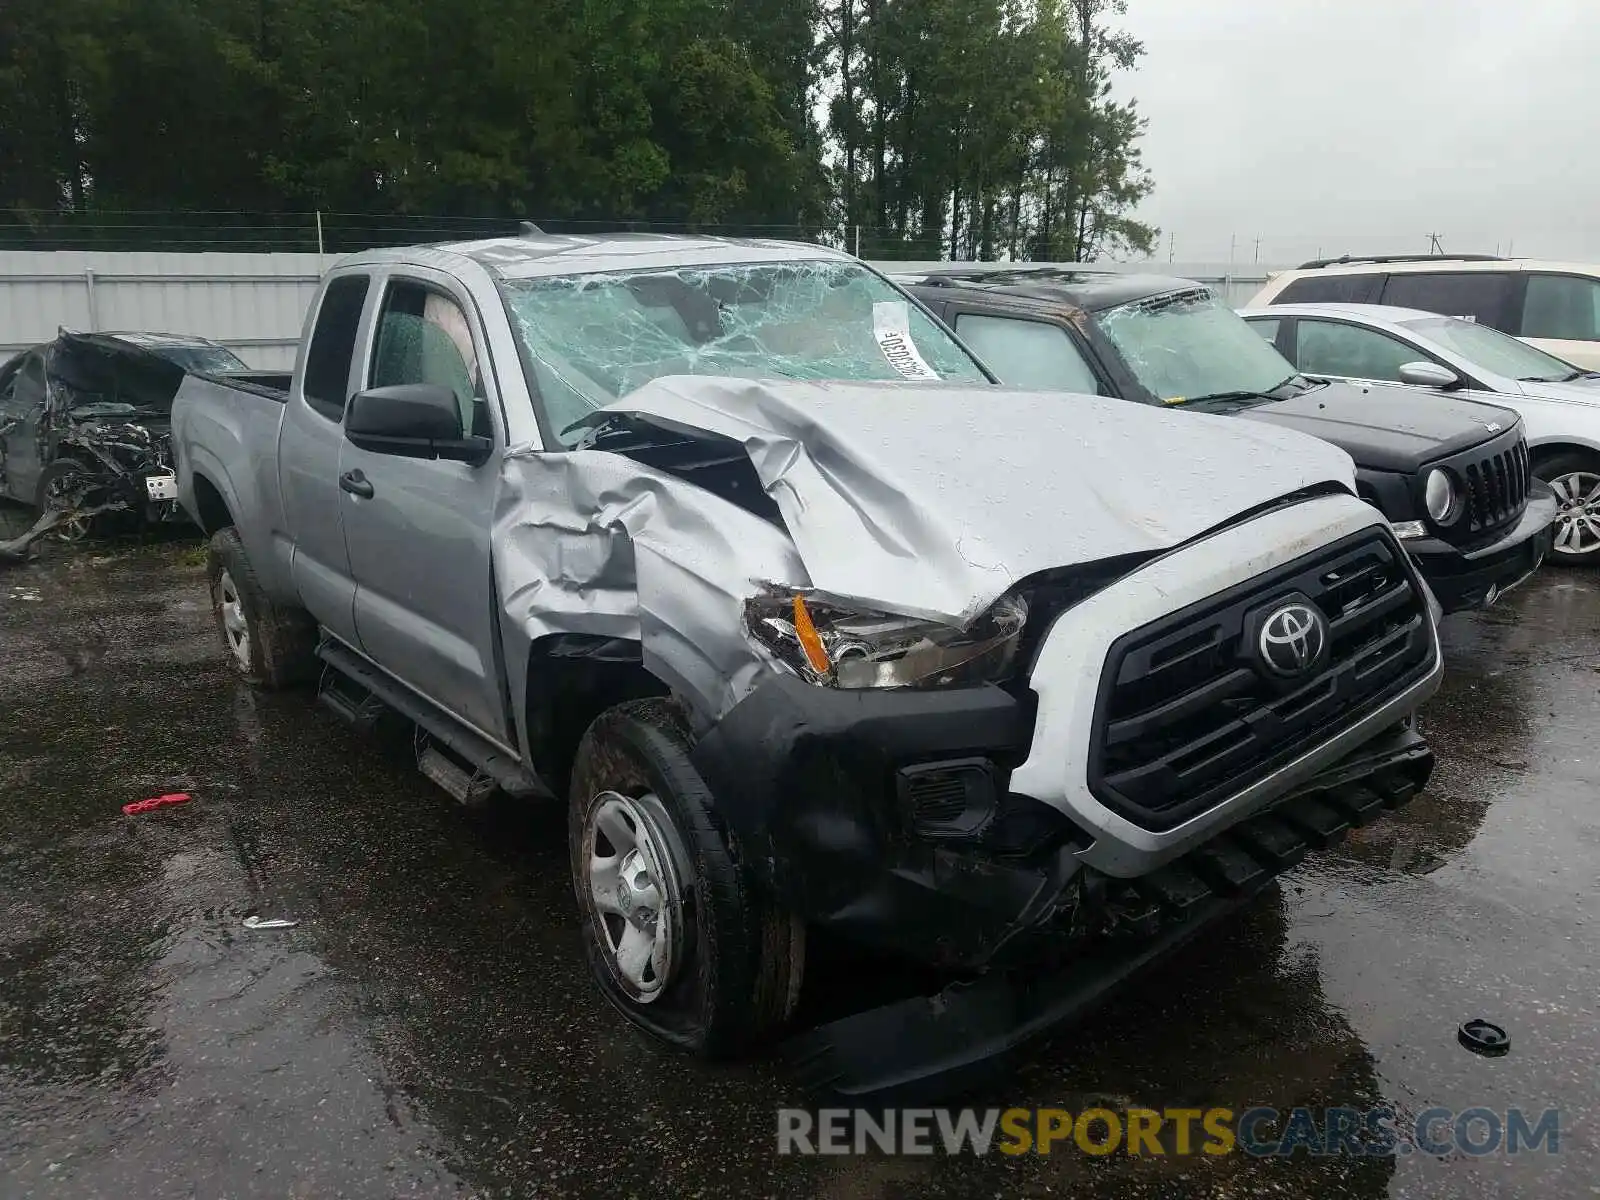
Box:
900, 267, 1557, 614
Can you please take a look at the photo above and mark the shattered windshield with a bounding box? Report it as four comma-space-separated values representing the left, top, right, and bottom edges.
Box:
501, 260, 987, 446
1096, 288, 1300, 406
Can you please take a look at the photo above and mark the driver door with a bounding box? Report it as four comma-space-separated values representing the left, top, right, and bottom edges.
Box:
338, 272, 510, 745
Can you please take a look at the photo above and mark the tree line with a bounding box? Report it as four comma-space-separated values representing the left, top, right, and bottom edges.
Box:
0, 0, 1156, 259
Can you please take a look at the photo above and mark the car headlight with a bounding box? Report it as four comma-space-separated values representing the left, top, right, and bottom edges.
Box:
743, 591, 1028, 689
1424, 468, 1462, 525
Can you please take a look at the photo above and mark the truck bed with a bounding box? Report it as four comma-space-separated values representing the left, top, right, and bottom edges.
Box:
170, 371, 296, 597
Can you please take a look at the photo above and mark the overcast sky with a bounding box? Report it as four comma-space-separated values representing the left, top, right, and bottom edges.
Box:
1116, 0, 1600, 265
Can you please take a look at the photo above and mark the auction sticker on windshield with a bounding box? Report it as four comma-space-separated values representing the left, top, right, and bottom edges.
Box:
873, 302, 941, 380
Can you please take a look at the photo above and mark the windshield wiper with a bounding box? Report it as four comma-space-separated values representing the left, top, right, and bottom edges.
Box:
1177, 389, 1278, 409
1180, 373, 1308, 408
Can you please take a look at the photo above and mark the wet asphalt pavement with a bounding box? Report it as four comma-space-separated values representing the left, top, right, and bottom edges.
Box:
0, 531, 1595, 1199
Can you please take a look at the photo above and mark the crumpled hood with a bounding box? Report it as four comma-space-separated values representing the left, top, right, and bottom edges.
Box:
606, 376, 1358, 624
1240, 380, 1519, 473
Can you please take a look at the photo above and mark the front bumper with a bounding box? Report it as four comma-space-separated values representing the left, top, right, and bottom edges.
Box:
1404, 489, 1557, 613
783, 727, 1432, 1101
691, 673, 1433, 973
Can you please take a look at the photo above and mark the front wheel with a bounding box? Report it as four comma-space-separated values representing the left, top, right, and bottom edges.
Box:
1534, 450, 1600, 563
34, 460, 100, 542
568, 698, 804, 1057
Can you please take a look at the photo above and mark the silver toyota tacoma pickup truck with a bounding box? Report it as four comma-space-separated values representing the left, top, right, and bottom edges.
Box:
171, 233, 1444, 1094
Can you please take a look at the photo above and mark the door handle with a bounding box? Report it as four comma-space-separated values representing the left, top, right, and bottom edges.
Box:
339, 469, 374, 499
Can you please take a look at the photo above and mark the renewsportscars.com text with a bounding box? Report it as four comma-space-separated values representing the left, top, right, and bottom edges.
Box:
776, 1106, 1561, 1158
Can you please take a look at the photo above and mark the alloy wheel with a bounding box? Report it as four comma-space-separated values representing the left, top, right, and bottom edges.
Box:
217, 569, 253, 671
1549, 471, 1600, 558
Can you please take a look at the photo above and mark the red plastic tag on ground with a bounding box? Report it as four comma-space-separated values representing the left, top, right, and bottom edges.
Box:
122, 792, 192, 815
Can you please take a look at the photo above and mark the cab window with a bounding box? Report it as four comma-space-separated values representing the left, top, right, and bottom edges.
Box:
369, 280, 492, 439
302, 274, 371, 420
953, 313, 1101, 394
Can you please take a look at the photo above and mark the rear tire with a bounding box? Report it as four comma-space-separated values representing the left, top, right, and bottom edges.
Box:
568, 698, 803, 1057
205, 527, 318, 688
1533, 449, 1600, 564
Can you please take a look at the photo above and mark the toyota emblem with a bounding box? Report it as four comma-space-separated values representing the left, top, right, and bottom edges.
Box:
1257, 602, 1328, 677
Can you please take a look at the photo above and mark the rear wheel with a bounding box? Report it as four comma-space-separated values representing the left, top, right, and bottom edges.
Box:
205, 527, 318, 688
568, 698, 803, 1057
1534, 450, 1600, 563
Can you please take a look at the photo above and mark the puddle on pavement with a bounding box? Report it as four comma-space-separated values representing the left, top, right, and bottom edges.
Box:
2, 543, 1593, 1198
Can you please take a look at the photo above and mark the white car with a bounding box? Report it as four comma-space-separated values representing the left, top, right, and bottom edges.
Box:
1240, 301, 1600, 563
1249, 256, 1600, 371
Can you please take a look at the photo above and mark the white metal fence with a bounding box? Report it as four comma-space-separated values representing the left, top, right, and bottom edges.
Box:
0, 250, 1283, 369
0, 251, 338, 369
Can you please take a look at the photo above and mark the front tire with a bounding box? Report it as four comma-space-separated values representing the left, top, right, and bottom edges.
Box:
205, 527, 318, 688
34, 460, 100, 542
1535, 450, 1600, 564
568, 698, 803, 1057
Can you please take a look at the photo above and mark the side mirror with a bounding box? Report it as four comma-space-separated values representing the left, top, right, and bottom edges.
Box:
1398, 361, 1462, 390
345, 383, 490, 463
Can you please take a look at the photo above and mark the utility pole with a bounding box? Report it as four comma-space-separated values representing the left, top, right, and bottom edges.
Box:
1229, 233, 1236, 263
1168, 231, 1175, 263
1427, 232, 1444, 255
1253, 236, 1262, 263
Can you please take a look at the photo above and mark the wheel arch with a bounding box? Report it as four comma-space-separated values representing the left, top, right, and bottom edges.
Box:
523, 633, 671, 797
1529, 436, 1600, 469
190, 470, 235, 535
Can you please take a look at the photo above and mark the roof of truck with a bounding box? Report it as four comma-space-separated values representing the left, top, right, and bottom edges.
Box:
895, 266, 1206, 313
337, 233, 852, 280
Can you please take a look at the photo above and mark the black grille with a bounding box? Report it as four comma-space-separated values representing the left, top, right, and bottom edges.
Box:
1425, 427, 1530, 546
1087, 530, 1435, 831
1460, 437, 1528, 533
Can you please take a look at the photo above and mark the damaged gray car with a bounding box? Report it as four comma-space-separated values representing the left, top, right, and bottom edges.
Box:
0, 331, 191, 544
170, 234, 1445, 1096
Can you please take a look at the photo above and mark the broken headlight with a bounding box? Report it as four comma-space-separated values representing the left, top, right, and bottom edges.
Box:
743, 592, 1028, 689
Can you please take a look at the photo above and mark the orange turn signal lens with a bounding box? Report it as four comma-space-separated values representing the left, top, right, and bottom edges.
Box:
791, 595, 831, 674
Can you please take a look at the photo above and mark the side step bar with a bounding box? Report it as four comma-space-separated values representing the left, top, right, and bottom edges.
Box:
315, 637, 549, 800
417, 740, 498, 806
